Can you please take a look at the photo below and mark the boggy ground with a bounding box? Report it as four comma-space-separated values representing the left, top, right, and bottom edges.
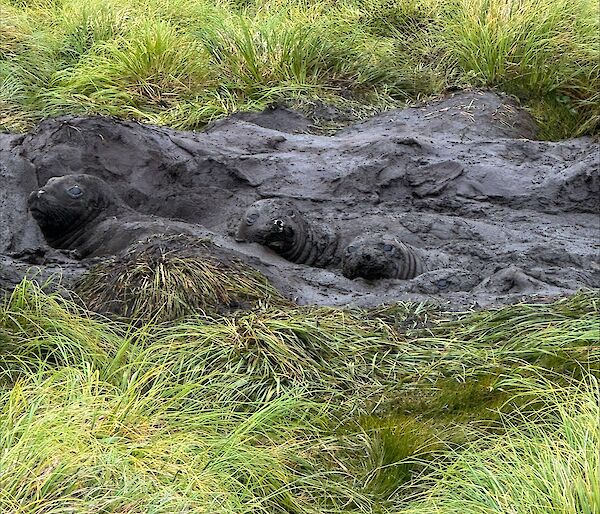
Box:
1, 91, 598, 309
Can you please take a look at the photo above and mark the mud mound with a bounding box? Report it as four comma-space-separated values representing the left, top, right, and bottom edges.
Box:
1, 90, 598, 309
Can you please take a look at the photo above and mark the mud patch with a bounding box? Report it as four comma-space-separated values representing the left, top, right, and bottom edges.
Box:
1, 91, 598, 309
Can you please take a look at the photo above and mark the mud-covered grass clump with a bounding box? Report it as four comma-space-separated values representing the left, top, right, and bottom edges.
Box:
75, 236, 286, 322
0, 280, 597, 512
0, 0, 597, 138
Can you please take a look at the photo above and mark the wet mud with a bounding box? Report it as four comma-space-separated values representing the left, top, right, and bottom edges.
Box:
1, 91, 598, 309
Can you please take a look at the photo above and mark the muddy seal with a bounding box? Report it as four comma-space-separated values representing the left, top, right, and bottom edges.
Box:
342, 234, 425, 280
235, 199, 340, 267
28, 174, 197, 258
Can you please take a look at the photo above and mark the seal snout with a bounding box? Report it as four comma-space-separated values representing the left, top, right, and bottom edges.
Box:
273, 219, 285, 232
27, 188, 56, 227
27, 190, 44, 210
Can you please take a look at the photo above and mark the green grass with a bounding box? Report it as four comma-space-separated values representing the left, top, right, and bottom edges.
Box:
396, 370, 600, 513
0, 367, 357, 513
0, 279, 122, 381
0, 0, 597, 137
0, 279, 597, 512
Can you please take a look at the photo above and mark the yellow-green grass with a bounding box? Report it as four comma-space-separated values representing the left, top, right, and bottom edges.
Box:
2, 279, 598, 402
396, 370, 600, 513
0, 367, 361, 513
0, 280, 597, 512
0, 0, 598, 138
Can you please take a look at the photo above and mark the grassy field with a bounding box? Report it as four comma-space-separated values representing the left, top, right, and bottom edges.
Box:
0, 0, 598, 138
0, 280, 597, 512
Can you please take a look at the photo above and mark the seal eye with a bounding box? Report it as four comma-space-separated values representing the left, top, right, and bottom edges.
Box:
246, 212, 259, 225
67, 185, 83, 198
347, 246, 357, 254
382, 243, 393, 252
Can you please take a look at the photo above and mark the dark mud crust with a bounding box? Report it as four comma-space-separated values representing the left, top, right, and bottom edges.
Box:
1, 90, 598, 309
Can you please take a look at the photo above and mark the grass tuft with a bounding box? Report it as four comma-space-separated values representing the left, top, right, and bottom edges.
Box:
0, 366, 363, 513
131, 306, 404, 404
0, 279, 121, 380
397, 369, 600, 513
437, 0, 600, 137
75, 235, 287, 322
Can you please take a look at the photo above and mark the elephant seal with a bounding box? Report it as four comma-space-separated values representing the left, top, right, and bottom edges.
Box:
235, 199, 340, 268
28, 174, 198, 258
341, 234, 425, 280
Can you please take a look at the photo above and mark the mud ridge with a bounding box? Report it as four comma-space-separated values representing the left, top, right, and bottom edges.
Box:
1, 91, 598, 309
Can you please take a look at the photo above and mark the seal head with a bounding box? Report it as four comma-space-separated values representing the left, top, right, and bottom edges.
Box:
342, 234, 425, 280
236, 199, 340, 267
235, 199, 307, 254
28, 174, 126, 251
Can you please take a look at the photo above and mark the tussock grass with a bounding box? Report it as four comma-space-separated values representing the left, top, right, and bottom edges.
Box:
410, 291, 600, 381
47, 20, 212, 113
0, 280, 597, 512
0, 366, 364, 513
131, 306, 404, 403
0, 280, 121, 380
338, 414, 447, 502
128, 291, 599, 404
75, 236, 286, 322
6, 279, 598, 402
437, 0, 600, 137
327, 293, 599, 508
0, 0, 597, 137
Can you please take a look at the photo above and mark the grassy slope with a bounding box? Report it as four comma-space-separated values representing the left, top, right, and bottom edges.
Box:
0, 0, 598, 138
0, 280, 598, 512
